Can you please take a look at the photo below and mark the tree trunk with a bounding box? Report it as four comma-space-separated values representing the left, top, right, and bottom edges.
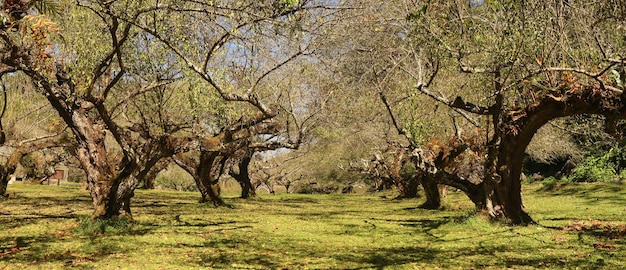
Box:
142, 172, 156, 190
230, 156, 256, 199
0, 153, 18, 197
410, 170, 488, 212
197, 177, 224, 205
482, 85, 626, 224
0, 168, 8, 197
374, 177, 394, 191
140, 158, 170, 189
397, 176, 420, 199
239, 180, 254, 198
419, 175, 440, 209
71, 126, 121, 219
486, 131, 536, 224
284, 182, 291, 194
197, 151, 226, 205
110, 175, 146, 218
174, 151, 226, 206
254, 179, 275, 194
390, 149, 421, 198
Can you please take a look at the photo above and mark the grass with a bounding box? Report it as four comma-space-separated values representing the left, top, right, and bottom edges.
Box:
0, 182, 625, 269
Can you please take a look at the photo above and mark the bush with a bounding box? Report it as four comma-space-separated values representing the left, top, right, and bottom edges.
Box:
569, 145, 626, 183
75, 216, 133, 236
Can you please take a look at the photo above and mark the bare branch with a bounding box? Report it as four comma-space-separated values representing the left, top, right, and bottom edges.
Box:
378, 89, 411, 144
244, 48, 306, 97
415, 86, 482, 127
109, 79, 175, 116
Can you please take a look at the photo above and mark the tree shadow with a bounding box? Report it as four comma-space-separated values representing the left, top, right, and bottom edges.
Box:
332, 246, 440, 270
536, 219, 626, 242
535, 183, 626, 205
336, 241, 611, 269
0, 212, 80, 231
276, 196, 320, 205
0, 234, 125, 268
198, 247, 282, 269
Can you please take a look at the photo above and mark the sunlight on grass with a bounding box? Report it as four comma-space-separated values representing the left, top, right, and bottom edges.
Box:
1, 182, 625, 269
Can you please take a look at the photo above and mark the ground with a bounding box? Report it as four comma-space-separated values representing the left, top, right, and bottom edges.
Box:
0, 182, 625, 269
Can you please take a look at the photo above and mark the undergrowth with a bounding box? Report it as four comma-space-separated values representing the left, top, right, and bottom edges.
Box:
75, 216, 134, 236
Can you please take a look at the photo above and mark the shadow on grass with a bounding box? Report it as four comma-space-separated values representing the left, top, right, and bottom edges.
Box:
0, 234, 125, 268
536, 182, 626, 205
0, 211, 81, 233
331, 246, 440, 269
292, 210, 369, 222
7, 195, 92, 208
336, 242, 609, 269
537, 218, 626, 242
199, 250, 281, 269
277, 197, 320, 205
191, 229, 615, 269
172, 218, 254, 232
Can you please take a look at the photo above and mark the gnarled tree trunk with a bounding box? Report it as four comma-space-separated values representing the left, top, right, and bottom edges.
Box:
419, 174, 440, 209
486, 83, 626, 224
0, 148, 21, 197
0, 167, 11, 197
173, 150, 226, 206
111, 136, 190, 218
141, 158, 170, 189
230, 155, 256, 198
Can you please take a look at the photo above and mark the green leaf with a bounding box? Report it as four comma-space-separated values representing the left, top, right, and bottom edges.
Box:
33, 0, 61, 15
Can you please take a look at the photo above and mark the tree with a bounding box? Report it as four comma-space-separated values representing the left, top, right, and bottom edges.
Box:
0, 0, 339, 218
172, 119, 288, 205
228, 150, 256, 198
0, 71, 70, 197
397, 0, 626, 223
0, 1, 200, 218
252, 150, 309, 194
139, 158, 170, 189
321, 0, 459, 198
104, 0, 338, 204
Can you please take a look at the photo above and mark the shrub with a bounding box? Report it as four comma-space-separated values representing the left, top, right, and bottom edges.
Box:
569, 145, 626, 183
75, 216, 133, 236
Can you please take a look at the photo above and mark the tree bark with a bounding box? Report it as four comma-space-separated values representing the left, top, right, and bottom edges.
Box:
140, 158, 170, 189
0, 149, 20, 197
419, 174, 440, 209
485, 84, 626, 224
396, 176, 420, 199
390, 149, 420, 198
0, 167, 9, 197
173, 150, 226, 206
198, 151, 226, 205
284, 182, 291, 193
230, 155, 256, 198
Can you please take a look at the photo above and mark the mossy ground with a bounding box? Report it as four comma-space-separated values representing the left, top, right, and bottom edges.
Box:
1, 182, 625, 269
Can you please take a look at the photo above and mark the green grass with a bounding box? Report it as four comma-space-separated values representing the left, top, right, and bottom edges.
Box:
1, 182, 625, 269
